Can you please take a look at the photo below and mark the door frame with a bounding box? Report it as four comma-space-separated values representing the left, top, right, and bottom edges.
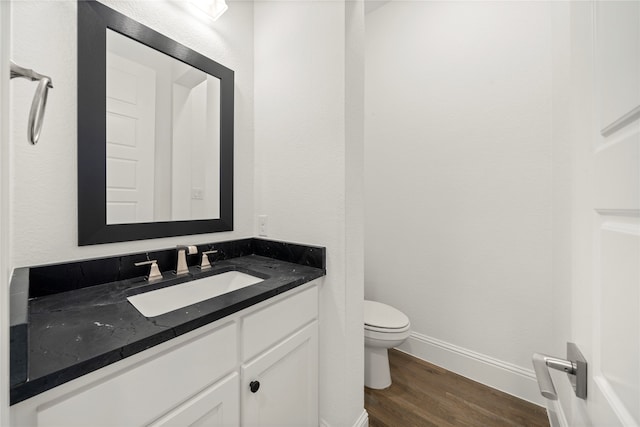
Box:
1, 0, 12, 425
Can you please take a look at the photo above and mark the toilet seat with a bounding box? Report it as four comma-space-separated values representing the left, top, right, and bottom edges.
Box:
364, 300, 410, 331
365, 323, 411, 334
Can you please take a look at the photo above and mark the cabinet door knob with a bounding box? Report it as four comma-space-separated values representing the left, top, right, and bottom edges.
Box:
249, 380, 260, 393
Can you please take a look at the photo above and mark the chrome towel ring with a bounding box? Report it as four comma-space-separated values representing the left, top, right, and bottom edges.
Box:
10, 61, 54, 145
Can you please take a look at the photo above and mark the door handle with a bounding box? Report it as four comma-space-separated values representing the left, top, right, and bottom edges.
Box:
532, 342, 587, 400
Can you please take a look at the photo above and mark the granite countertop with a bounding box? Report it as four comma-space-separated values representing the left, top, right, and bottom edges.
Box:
10, 239, 326, 405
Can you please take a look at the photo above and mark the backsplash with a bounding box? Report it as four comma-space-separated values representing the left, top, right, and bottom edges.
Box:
25, 238, 326, 298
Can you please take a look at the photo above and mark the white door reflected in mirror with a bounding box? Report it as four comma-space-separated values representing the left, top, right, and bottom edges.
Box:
106, 29, 221, 225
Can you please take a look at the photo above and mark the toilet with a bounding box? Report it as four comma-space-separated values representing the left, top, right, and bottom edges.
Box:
364, 300, 411, 389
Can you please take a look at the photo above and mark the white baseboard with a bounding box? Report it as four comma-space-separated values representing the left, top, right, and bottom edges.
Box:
352, 409, 369, 427
320, 409, 369, 427
546, 398, 569, 427
397, 331, 546, 407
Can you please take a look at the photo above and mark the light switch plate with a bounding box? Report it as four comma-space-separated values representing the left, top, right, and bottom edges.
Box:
258, 215, 268, 236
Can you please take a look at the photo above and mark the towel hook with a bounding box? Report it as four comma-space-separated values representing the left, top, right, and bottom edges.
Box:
10, 61, 54, 145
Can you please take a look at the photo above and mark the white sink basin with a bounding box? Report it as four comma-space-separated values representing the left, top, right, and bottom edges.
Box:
127, 271, 264, 317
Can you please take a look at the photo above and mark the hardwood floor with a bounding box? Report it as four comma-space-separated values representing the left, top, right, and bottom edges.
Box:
365, 349, 550, 427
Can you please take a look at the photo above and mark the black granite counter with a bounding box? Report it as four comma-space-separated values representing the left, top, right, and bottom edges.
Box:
10, 238, 326, 405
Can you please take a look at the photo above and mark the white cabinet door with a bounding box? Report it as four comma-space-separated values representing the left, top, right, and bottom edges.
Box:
241, 322, 318, 427
150, 373, 239, 427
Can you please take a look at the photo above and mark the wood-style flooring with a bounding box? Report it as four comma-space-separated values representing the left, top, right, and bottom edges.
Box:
365, 349, 550, 427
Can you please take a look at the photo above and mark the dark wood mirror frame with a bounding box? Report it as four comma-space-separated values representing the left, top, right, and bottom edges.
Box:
78, 0, 234, 246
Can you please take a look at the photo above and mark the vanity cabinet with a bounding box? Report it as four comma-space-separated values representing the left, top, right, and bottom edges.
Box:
11, 283, 319, 427
241, 281, 319, 426
241, 323, 318, 426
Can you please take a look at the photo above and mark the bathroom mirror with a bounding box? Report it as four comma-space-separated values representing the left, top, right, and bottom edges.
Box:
78, 1, 234, 245
105, 29, 222, 225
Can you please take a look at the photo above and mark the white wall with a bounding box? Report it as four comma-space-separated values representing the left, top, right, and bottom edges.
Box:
9, 0, 254, 267
365, 1, 556, 404
254, 1, 366, 425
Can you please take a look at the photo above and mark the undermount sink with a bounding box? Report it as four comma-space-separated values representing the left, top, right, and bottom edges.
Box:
127, 271, 264, 317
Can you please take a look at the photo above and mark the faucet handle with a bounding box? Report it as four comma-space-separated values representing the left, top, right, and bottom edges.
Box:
177, 245, 198, 255
199, 250, 218, 270
135, 260, 163, 281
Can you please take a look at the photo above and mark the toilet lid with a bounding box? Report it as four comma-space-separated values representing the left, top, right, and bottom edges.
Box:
364, 300, 410, 330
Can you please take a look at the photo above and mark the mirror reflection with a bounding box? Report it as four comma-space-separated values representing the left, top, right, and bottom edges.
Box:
106, 29, 221, 225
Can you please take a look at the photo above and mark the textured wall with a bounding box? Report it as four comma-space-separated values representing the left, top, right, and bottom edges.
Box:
10, 0, 254, 267
254, 1, 366, 425
364, 1, 555, 403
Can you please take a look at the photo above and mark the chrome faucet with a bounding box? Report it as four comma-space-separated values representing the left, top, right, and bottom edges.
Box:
176, 245, 198, 275
134, 259, 163, 281
199, 249, 219, 270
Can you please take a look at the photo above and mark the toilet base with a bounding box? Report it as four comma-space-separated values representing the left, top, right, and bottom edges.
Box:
364, 346, 391, 389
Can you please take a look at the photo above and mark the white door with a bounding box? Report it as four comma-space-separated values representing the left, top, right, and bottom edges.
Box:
570, 1, 639, 425
241, 322, 318, 427
106, 52, 156, 224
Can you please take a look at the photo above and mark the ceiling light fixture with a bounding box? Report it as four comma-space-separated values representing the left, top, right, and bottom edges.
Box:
190, 0, 228, 21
